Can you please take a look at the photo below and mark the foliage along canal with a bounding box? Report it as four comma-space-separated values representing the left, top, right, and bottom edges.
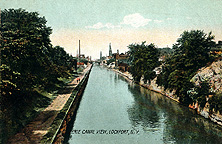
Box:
64, 66, 222, 144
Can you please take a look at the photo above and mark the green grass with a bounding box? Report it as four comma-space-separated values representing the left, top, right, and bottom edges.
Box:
41, 70, 90, 143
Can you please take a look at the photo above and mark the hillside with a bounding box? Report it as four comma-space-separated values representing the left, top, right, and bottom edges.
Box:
191, 58, 222, 93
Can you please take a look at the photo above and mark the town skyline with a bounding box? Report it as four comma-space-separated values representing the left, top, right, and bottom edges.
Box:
1, 0, 222, 59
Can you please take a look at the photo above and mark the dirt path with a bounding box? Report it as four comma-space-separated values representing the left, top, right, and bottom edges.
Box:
8, 64, 92, 144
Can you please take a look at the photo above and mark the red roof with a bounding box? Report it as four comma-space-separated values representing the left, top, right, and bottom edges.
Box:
77, 62, 84, 65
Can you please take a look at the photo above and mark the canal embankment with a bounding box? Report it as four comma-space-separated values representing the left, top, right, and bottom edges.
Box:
110, 62, 222, 127
112, 68, 179, 103
7, 64, 93, 144
42, 64, 93, 144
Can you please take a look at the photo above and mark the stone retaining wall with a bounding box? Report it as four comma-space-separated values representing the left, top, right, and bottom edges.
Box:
41, 65, 92, 144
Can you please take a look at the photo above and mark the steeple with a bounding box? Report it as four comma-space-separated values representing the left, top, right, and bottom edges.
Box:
109, 43, 112, 56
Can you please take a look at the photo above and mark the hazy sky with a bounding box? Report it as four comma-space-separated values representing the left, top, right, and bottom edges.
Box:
1, 0, 222, 59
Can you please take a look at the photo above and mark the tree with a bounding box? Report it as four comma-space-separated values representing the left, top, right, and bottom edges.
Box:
208, 93, 222, 113
188, 80, 210, 108
157, 30, 214, 105
0, 9, 75, 142
1, 9, 55, 91
128, 42, 159, 83
173, 30, 214, 71
80, 58, 89, 65
48, 46, 75, 76
158, 48, 174, 57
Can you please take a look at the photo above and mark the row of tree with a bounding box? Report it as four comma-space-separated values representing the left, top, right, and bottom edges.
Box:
127, 30, 216, 107
0, 8, 76, 142
157, 30, 215, 105
128, 42, 159, 83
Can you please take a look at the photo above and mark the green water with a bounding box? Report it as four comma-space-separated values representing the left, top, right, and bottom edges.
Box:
65, 66, 222, 144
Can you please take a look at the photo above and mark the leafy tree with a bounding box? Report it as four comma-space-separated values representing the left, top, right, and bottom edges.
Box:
0, 9, 75, 142
128, 42, 159, 83
173, 30, 214, 70
158, 48, 174, 57
80, 58, 89, 65
48, 46, 75, 77
1, 8, 56, 92
188, 80, 211, 107
157, 30, 214, 105
208, 93, 222, 113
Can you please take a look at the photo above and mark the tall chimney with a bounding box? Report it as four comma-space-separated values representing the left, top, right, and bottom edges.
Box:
79, 40, 80, 57
78, 40, 80, 62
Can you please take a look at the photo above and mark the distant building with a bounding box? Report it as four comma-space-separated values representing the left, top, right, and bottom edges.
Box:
79, 54, 85, 59
77, 62, 84, 65
102, 44, 130, 68
106, 55, 113, 60
118, 62, 129, 72
216, 41, 222, 49
118, 53, 129, 64
210, 41, 222, 55
112, 50, 130, 68
86, 56, 91, 61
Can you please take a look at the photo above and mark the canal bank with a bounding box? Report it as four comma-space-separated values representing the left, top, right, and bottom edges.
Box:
7, 64, 92, 144
42, 64, 93, 144
111, 68, 179, 102
111, 66, 222, 127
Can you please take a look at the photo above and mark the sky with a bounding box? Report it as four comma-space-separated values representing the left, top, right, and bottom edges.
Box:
1, 0, 222, 59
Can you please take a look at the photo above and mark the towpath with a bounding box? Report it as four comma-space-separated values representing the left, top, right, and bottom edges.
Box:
8, 64, 92, 144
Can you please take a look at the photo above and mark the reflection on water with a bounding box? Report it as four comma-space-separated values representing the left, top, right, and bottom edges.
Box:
66, 66, 222, 144
127, 82, 222, 143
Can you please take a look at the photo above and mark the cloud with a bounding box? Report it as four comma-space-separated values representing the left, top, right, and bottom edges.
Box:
105, 23, 121, 29
167, 18, 172, 20
186, 17, 192, 20
154, 20, 163, 23
121, 13, 152, 28
85, 22, 104, 29
85, 22, 120, 29
85, 13, 152, 29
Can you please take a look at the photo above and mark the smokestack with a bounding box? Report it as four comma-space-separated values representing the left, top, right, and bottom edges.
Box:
79, 40, 80, 58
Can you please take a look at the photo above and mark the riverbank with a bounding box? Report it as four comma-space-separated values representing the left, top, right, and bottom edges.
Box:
7, 64, 92, 144
112, 68, 179, 103
110, 66, 222, 127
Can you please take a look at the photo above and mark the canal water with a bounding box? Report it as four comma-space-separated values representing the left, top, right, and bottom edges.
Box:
65, 66, 222, 144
